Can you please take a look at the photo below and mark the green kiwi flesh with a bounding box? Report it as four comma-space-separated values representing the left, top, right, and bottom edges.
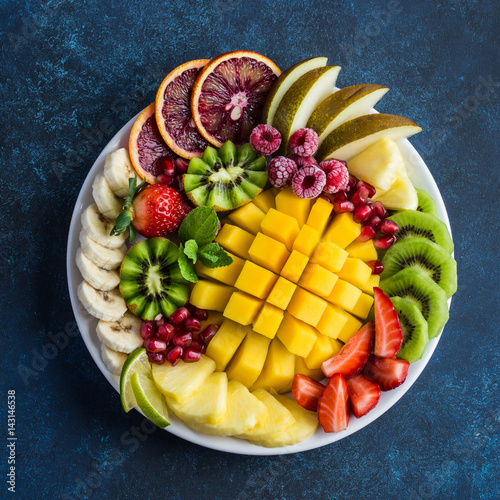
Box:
415, 188, 439, 217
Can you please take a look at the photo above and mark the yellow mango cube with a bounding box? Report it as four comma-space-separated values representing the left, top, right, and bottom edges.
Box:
323, 212, 362, 249
280, 250, 309, 283
307, 198, 333, 235
223, 291, 263, 325
276, 312, 318, 357
195, 251, 245, 286
305, 332, 337, 369
287, 287, 328, 327
310, 240, 348, 272
293, 224, 320, 257
299, 263, 338, 297
253, 303, 284, 339
345, 239, 378, 262
347, 292, 375, 319
337, 312, 363, 343
325, 279, 362, 310
234, 261, 278, 299
206, 320, 250, 371
337, 257, 372, 287
190, 280, 234, 312
358, 274, 381, 295
252, 189, 276, 214
226, 331, 271, 388
316, 303, 350, 339
295, 356, 324, 381
267, 277, 297, 310
215, 224, 254, 260
275, 187, 311, 227
248, 232, 290, 274
260, 208, 300, 250
228, 203, 265, 234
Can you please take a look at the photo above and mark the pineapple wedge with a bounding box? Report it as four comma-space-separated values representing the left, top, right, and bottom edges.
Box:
372, 175, 418, 211
188, 380, 267, 436
151, 356, 215, 404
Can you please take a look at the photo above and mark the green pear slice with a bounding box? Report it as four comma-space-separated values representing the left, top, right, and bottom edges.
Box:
262, 56, 328, 126
316, 114, 422, 162
273, 65, 341, 155
307, 84, 389, 146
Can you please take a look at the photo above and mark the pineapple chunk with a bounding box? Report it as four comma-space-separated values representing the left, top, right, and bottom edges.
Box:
372, 175, 418, 210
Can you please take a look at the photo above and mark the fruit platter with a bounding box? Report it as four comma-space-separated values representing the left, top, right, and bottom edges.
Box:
67, 51, 456, 455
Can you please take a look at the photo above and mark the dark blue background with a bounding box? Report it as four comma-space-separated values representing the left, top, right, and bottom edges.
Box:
1, 0, 499, 498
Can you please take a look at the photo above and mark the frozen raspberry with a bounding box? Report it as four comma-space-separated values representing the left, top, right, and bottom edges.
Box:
289, 128, 319, 157
268, 156, 298, 189
319, 159, 349, 194
292, 166, 326, 199
287, 154, 318, 168
250, 124, 282, 155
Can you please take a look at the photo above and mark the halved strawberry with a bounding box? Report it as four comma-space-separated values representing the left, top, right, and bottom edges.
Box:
346, 374, 381, 418
373, 287, 403, 358
317, 373, 349, 433
364, 354, 409, 391
292, 374, 325, 412
321, 321, 375, 378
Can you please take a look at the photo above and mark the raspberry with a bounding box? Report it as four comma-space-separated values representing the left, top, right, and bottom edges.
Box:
250, 124, 282, 155
292, 166, 326, 199
319, 159, 349, 194
287, 154, 318, 168
289, 128, 319, 157
268, 156, 298, 189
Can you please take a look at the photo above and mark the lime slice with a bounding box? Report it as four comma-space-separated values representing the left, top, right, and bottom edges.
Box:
131, 372, 170, 428
120, 347, 150, 412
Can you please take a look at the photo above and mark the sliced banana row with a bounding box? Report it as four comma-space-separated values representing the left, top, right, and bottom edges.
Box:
79, 229, 127, 270
96, 312, 143, 353
77, 281, 127, 322
92, 172, 124, 220
103, 148, 136, 198
101, 343, 128, 375
76, 248, 120, 291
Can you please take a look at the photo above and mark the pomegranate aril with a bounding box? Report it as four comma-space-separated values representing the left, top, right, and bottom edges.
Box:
334, 191, 347, 203
166, 346, 183, 366
161, 157, 176, 176
199, 324, 218, 344
187, 304, 209, 321
351, 186, 370, 206
147, 351, 166, 365
374, 235, 397, 250
357, 226, 377, 242
333, 200, 355, 214
182, 348, 202, 363
169, 307, 190, 326
366, 214, 382, 231
144, 338, 167, 353
173, 331, 193, 347
140, 321, 155, 340
185, 317, 202, 332
353, 204, 374, 223
190, 339, 206, 354
379, 219, 399, 236
367, 260, 385, 275
157, 173, 175, 186
318, 194, 332, 204
155, 314, 167, 329
174, 175, 184, 192
157, 323, 175, 343
347, 175, 358, 192
373, 201, 388, 218
175, 158, 189, 175
356, 180, 376, 198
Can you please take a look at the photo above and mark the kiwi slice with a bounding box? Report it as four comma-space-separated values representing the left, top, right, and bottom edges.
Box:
415, 188, 439, 217
183, 141, 268, 211
380, 268, 449, 338
387, 210, 454, 253
390, 296, 429, 363
120, 238, 189, 320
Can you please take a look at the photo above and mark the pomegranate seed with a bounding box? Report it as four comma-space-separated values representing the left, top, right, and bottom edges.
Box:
366, 214, 382, 231
173, 330, 193, 347
147, 351, 166, 365
353, 204, 374, 223
357, 226, 377, 242
187, 304, 209, 321
356, 180, 376, 198
140, 321, 155, 340
190, 339, 206, 354
374, 235, 397, 250
144, 338, 167, 353
155, 314, 167, 329
379, 219, 399, 236
199, 324, 218, 344
157, 173, 175, 186
347, 175, 358, 192
169, 307, 190, 326
184, 317, 202, 332
351, 186, 370, 206
373, 201, 388, 218
333, 200, 355, 214
166, 346, 183, 366
367, 260, 385, 275
334, 191, 347, 203
175, 158, 189, 175
182, 348, 202, 363
157, 323, 175, 343
318, 194, 332, 204
161, 157, 176, 176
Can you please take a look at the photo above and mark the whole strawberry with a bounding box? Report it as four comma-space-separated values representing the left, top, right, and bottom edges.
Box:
111, 175, 191, 241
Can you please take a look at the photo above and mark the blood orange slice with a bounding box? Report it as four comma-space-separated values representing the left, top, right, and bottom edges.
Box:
191, 51, 281, 147
155, 59, 211, 159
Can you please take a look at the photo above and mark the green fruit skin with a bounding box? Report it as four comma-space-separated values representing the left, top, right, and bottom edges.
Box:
415, 188, 439, 218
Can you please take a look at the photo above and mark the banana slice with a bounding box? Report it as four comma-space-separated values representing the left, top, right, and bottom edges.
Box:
101, 343, 127, 375
96, 311, 143, 353
92, 172, 124, 220
79, 229, 127, 270
103, 148, 136, 197
76, 248, 120, 291
81, 204, 128, 249
77, 280, 127, 322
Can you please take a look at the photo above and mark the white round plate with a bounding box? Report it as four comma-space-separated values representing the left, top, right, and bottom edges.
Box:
67, 111, 453, 456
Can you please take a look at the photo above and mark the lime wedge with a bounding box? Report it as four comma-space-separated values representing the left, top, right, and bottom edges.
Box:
131, 372, 170, 428
120, 347, 150, 412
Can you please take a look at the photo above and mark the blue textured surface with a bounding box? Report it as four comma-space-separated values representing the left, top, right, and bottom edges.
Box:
1, 0, 499, 498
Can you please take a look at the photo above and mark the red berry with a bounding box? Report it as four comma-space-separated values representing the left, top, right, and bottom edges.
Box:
379, 219, 399, 236
357, 226, 377, 242
268, 156, 298, 189
289, 128, 319, 156
292, 166, 326, 199
319, 159, 349, 194
250, 124, 282, 155
140, 321, 155, 340
364, 355, 409, 391
373, 287, 403, 358
143, 338, 167, 353
169, 307, 190, 326
166, 346, 183, 366
374, 235, 397, 250
367, 260, 384, 275
292, 374, 325, 412
346, 374, 381, 418
317, 374, 350, 433
287, 154, 318, 168
199, 324, 218, 344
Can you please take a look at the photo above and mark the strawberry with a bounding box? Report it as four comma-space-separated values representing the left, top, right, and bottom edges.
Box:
373, 287, 403, 358
321, 321, 375, 378
364, 354, 409, 391
111, 175, 191, 241
345, 374, 381, 418
317, 373, 349, 433
292, 374, 325, 412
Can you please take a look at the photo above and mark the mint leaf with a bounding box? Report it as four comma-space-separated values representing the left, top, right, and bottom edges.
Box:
178, 244, 199, 283
178, 207, 219, 247
184, 239, 198, 263
198, 242, 234, 269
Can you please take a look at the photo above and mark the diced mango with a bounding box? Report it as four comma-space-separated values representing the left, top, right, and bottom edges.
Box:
337, 257, 372, 287
325, 279, 362, 310
195, 251, 245, 286
305, 332, 339, 369
228, 203, 265, 234
295, 356, 324, 381
234, 261, 278, 299
358, 274, 380, 295
226, 332, 272, 388
346, 292, 374, 319
189, 280, 234, 312
260, 208, 300, 250
252, 189, 276, 214
280, 250, 309, 283
345, 239, 378, 262
337, 312, 363, 343
275, 187, 311, 227
307, 197, 333, 235
276, 312, 318, 357
293, 224, 320, 257
223, 291, 263, 325
206, 320, 250, 371
248, 232, 290, 274
323, 212, 361, 249
310, 240, 348, 272
252, 302, 284, 339
215, 224, 254, 260
200, 311, 225, 331
316, 303, 350, 339
267, 277, 297, 310
299, 263, 338, 297
287, 287, 328, 327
